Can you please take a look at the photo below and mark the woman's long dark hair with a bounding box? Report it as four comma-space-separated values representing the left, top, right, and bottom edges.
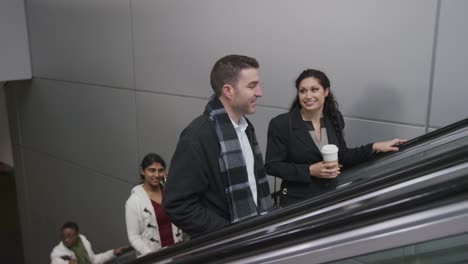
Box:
290, 69, 344, 145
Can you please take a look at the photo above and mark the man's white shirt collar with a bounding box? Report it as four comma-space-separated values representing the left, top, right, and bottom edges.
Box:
230, 116, 248, 132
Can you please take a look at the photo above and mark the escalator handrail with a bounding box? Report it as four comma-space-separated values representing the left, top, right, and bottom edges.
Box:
131, 143, 468, 263
140, 157, 468, 263
168, 164, 468, 264
337, 117, 468, 180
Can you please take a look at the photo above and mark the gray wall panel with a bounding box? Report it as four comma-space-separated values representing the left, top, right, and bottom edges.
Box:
4, 81, 22, 147
327, 0, 436, 126
247, 106, 288, 158
17, 79, 138, 182
136, 92, 206, 171
132, 0, 214, 97
27, 210, 56, 264
23, 149, 131, 262
0, 0, 31, 81
430, 0, 468, 127
133, 0, 436, 125
27, 0, 134, 88
343, 118, 425, 147
5, 83, 26, 146
11, 146, 33, 264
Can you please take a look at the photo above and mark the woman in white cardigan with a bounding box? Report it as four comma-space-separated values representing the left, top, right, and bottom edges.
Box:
125, 153, 183, 257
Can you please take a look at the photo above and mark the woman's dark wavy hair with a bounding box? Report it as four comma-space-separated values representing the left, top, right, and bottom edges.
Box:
290, 69, 344, 145
139, 153, 166, 181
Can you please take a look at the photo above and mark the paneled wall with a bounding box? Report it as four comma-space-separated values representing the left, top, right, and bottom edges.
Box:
430, 0, 468, 127
6, 0, 468, 262
0, 0, 31, 81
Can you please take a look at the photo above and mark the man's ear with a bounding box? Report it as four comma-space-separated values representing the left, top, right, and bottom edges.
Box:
222, 84, 235, 99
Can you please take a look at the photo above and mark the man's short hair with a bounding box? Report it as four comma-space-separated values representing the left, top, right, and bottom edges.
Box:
61, 221, 79, 232
210, 55, 259, 96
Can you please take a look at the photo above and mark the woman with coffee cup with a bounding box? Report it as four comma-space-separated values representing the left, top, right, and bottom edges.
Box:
265, 69, 405, 207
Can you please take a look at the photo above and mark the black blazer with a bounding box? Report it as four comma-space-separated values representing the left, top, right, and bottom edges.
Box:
265, 107, 373, 198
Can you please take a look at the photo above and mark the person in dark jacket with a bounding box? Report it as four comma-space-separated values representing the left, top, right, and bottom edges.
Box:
265, 69, 406, 207
163, 55, 273, 237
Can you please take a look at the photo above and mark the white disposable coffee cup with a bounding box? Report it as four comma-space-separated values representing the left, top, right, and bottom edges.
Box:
321, 144, 339, 164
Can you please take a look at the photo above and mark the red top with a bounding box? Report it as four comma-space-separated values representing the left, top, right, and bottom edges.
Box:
151, 199, 175, 247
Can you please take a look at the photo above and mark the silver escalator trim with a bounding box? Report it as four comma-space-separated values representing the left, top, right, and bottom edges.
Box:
235, 200, 468, 264
153, 162, 468, 263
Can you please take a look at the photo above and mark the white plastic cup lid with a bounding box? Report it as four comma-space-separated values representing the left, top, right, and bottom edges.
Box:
321, 144, 338, 154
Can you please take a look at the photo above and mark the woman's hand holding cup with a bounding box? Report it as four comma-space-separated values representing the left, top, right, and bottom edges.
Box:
309, 144, 340, 178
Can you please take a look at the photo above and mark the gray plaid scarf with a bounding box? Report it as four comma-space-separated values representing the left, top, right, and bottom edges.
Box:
205, 94, 273, 223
